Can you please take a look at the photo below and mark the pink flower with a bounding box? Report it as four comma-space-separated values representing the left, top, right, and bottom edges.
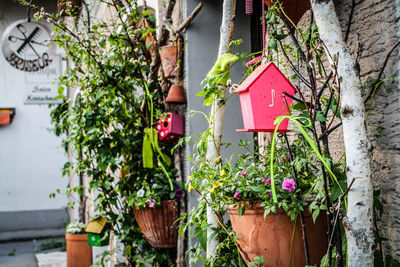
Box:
241, 171, 248, 176
233, 191, 240, 200
286, 154, 290, 159
261, 166, 266, 171
262, 177, 271, 184
268, 192, 272, 197
148, 199, 156, 208
279, 158, 284, 163
282, 179, 296, 193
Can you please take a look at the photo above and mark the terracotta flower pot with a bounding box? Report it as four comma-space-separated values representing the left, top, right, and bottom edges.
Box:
265, 0, 310, 26
57, 0, 82, 16
166, 84, 186, 104
65, 233, 92, 267
226, 201, 327, 267
159, 45, 177, 78
133, 199, 179, 248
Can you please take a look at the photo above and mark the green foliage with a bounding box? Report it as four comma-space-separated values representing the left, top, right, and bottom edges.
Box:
184, 3, 350, 266
36, 0, 182, 264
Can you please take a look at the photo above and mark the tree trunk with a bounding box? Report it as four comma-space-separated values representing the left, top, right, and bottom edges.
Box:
206, 0, 236, 258
311, 1, 374, 266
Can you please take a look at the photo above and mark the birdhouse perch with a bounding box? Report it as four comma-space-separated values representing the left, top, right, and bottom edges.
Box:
234, 62, 296, 132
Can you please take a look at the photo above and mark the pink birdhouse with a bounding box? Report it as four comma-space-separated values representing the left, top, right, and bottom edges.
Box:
234, 62, 296, 132
155, 113, 184, 143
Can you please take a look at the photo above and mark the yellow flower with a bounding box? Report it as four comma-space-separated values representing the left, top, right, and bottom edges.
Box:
188, 175, 193, 180
188, 184, 194, 192
215, 157, 221, 163
220, 170, 226, 176
209, 187, 215, 193
199, 163, 205, 169
213, 181, 223, 188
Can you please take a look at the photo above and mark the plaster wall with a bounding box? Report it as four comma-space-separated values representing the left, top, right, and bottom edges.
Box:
0, 0, 67, 217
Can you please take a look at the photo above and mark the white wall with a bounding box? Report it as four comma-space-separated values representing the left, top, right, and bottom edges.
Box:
0, 0, 67, 212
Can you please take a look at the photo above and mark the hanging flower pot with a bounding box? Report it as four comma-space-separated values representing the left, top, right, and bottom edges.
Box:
57, 0, 82, 17
65, 233, 92, 267
226, 201, 327, 267
166, 83, 186, 104
133, 199, 179, 248
265, 0, 310, 26
159, 45, 177, 78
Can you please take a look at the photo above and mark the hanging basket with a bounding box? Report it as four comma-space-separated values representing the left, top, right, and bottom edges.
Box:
133, 199, 179, 248
265, 0, 310, 26
65, 233, 92, 267
226, 201, 327, 267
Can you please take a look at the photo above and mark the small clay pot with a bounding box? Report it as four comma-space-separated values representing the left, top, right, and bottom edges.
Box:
226, 201, 327, 267
57, 0, 82, 16
133, 199, 179, 248
265, 0, 310, 26
166, 84, 186, 104
159, 45, 177, 78
65, 233, 92, 267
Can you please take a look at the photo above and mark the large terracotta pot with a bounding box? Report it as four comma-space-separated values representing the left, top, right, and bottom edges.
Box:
133, 199, 179, 248
226, 201, 327, 267
65, 233, 92, 267
265, 0, 310, 26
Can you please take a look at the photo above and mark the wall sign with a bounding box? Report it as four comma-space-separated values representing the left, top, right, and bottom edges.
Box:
2, 20, 56, 72
24, 55, 64, 104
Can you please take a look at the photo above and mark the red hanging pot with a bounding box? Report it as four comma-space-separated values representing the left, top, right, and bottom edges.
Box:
166, 83, 186, 104
226, 201, 327, 267
133, 199, 179, 248
265, 0, 310, 26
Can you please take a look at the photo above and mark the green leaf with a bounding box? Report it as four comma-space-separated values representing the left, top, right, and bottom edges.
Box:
315, 111, 327, 122
293, 102, 306, 111
254, 256, 265, 264
238, 205, 245, 217
312, 209, 320, 223
268, 39, 278, 52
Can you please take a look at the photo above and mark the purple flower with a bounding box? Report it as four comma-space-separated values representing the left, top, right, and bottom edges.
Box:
175, 189, 184, 198
150, 179, 154, 183
286, 154, 290, 159
233, 191, 240, 200
282, 179, 296, 193
262, 177, 271, 184
148, 199, 156, 208
268, 192, 272, 197
241, 171, 248, 176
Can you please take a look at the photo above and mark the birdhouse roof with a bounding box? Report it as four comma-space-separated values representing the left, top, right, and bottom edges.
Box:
234, 62, 295, 94
86, 217, 108, 234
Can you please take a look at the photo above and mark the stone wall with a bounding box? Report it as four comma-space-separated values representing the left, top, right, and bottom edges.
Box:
335, 0, 400, 259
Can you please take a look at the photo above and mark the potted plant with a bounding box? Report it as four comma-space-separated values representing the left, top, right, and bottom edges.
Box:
65, 221, 92, 267
128, 166, 184, 248
187, 138, 335, 266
